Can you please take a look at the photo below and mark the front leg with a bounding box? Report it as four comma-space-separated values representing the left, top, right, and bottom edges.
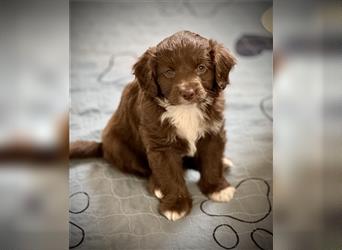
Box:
147, 150, 192, 221
196, 132, 235, 202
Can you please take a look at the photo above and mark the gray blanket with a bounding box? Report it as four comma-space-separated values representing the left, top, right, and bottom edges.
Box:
70, 1, 272, 249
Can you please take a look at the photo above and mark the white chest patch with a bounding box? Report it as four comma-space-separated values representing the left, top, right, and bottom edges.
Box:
160, 103, 207, 156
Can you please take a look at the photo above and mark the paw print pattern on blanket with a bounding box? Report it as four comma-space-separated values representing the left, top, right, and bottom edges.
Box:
200, 178, 273, 249
212, 224, 239, 250
69, 191, 90, 249
97, 52, 137, 86
251, 228, 273, 250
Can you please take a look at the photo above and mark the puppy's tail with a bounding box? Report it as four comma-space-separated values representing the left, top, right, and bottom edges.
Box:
69, 140, 103, 159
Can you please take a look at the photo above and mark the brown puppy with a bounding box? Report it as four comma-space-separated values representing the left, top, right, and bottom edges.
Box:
70, 31, 236, 221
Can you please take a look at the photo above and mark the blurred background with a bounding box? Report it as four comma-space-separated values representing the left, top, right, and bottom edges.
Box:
274, 0, 342, 249
0, 0, 68, 249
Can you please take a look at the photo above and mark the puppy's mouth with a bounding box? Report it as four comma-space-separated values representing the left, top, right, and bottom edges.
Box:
165, 87, 208, 106
179, 97, 197, 105
178, 94, 207, 105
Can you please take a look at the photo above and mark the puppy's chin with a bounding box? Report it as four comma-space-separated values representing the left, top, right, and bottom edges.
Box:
164, 95, 207, 106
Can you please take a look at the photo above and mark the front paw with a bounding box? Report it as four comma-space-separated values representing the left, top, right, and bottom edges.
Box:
162, 210, 186, 221
159, 195, 192, 221
198, 178, 235, 202
208, 186, 235, 202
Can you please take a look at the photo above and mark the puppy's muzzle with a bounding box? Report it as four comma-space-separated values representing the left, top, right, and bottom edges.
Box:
180, 88, 195, 101
178, 81, 202, 102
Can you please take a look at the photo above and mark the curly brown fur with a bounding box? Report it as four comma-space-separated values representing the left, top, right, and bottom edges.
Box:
70, 31, 236, 221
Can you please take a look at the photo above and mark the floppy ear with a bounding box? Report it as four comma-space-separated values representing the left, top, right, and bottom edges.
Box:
210, 40, 236, 90
133, 47, 158, 97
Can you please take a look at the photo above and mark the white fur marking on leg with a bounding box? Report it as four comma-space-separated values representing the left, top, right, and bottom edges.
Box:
154, 189, 164, 199
222, 157, 234, 169
163, 210, 186, 221
209, 186, 235, 202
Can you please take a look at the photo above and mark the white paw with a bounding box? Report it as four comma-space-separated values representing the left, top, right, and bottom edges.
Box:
162, 210, 186, 221
209, 186, 235, 202
222, 157, 234, 169
154, 189, 164, 199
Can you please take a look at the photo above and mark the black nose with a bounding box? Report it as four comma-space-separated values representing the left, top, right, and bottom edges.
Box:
181, 89, 195, 101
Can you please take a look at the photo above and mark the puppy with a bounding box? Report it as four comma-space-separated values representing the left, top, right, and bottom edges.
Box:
70, 31, 236, 221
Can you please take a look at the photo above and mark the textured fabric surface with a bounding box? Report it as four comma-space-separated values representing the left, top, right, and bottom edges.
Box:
70, 1, 273, 249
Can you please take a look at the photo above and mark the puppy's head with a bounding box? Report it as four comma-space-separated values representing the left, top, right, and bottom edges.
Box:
133, 31, 236, 105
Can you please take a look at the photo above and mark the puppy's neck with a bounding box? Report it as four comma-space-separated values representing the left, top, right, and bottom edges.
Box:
157, 98, 217, 156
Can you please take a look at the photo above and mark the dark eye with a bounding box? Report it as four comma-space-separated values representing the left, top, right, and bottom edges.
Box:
163, 69, 176, 78
197, 64, 207, 74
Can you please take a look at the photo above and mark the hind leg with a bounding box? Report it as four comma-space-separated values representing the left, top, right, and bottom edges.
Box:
102, 133, 150, 177
148, 176, 164, 199
222, 156, 234, 169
